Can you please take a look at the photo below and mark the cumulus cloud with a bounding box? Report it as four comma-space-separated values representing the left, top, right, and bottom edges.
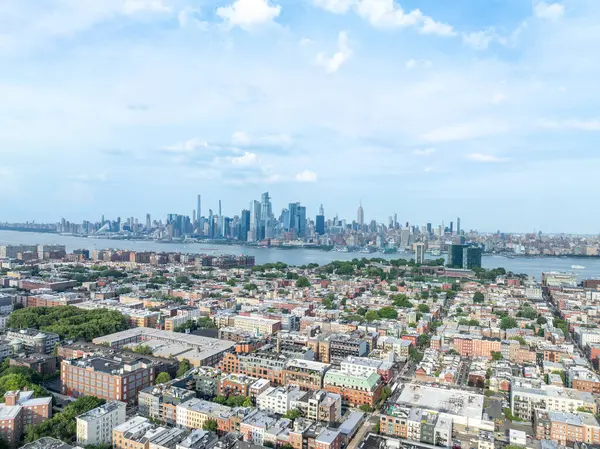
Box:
419, 17, 455, 36
405, 58, 432, 69
178, 8, 208, 29
492, 93, 506, 105
217, 0, 281, 30
534, 2, 565, 21
122, 0, 170, 15
68, 173, 108, 182
313, 0, 354, 14
231, 131, 293, 147
162, 138, 211, 153
462, 30, 495, 50
316, 31, 352, 74
466, 153, 508, 163
295, 170, 318, 182
229, 151, 259, 165
543, 119, 600, 131
313, 0, 455, 36
413, 148, 436, 156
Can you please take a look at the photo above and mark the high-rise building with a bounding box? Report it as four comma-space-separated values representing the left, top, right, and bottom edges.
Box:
426, 223, 432, 235
197, 195, 202, 224
457, 217, 461, 235
296, 206, 307, 238
287, 202, 298, 232
145, 214, 151, 230
357, 202, 364, 226
319, 204, 324, 216
316, 215, 325, 235
218, 199, 222, 217
447, 244, 482, 269
415, 243, 425, 264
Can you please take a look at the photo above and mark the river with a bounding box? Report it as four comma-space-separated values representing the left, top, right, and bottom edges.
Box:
1, 230, 598, 281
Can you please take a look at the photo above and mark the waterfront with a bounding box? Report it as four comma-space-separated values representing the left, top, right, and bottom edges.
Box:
1, 230, 599, 280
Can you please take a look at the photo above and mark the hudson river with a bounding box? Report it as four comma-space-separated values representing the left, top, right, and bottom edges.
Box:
1, 230, 599, 281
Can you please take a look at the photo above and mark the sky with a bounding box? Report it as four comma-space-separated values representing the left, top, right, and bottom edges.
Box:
1, 0, 599, 233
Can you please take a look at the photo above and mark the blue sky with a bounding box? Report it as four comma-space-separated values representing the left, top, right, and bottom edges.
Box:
1, 0, 599, 233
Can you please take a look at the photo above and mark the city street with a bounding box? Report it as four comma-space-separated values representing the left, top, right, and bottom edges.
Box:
347, 414, 379, 449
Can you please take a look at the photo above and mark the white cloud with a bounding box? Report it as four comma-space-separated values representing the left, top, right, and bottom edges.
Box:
422, 122, 509, 143
229, 151, 259, 165
216, 0, 281, 30
534, 2, 565, 21
178, 8, 208, 29
413, 148, 436, 156
68, 173, 108, 182
299, 38, 315, 46
313, 0, 354, 14
313, 0, 455, 36
419, 17, 455, 37
295, 170, 318, 182
462, 30, 495, 50
543, 119, 600, 131
162, 138, 210, 153
231, 131, 293, 146
492, 93, 506, 104
316, 31, 352, 74
122, 0, 170, 15
423, 166, 435, 172
405, 58, 432, 69
466, 153, 508, 163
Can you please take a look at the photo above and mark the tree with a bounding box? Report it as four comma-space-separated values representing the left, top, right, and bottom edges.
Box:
417, 304, 430, 314
242, 396, 253, 407
359, 404, 374, 412
417, 334, 431, 349
7, 306, 129, 341
365, 311, 380, 322
263, 442, 275, 448
421, 291, 429, 299
243, 283, 258, 291
283, 409, 302, 420
296, 277, 311, 288
491, 351, 503, 361
473, 292, 485, 303
537, 316, 547, 325
133, 345, 153, 355
510, 336, 526, 346
24, 396, 105, 443
379, 307, 398, 320
226, 278, 237, 287
500, 316, 518, 330
177, 359, 191, 377
203, 419, 218, 431
155, 372, 171, 385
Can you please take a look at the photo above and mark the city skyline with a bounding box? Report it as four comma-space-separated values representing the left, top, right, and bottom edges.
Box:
1, 0, 600, 233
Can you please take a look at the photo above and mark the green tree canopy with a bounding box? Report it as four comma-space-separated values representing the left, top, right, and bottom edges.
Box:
203, 419, 218, 431
365, 311, 380, 322
155, 372, 171, 385
24, 396, 105, 443
500, 316, 518, 330
417, 304, 430, 313
296, 277, 311, 288
7, 306, 129, 341
177, 359, 191, 377
473, 292, 485, 303
378, 307, 398, 320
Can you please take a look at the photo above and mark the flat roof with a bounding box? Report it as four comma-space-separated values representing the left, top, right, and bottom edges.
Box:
395, 384, 484, 420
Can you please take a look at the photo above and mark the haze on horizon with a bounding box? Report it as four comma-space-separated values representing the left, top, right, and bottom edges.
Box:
1, 0, 599, 234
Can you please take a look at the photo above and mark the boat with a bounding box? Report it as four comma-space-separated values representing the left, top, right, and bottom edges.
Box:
359, 247, 376, 254
571, 265, 586, 270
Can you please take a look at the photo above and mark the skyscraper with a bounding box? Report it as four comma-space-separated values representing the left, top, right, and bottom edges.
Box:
315, 214, 325, 235
288, 202, 298, 232
296, 206, 307, 237
415, 242, 425, 264
240, 209, 250, 241
218, 199, 222, 217
197, 195, 202, 224
319, 204, 324, 216
457, 217, 461, 235
261, 192, 272, 222
357, 202, 364, 226
145, 214, 151, 230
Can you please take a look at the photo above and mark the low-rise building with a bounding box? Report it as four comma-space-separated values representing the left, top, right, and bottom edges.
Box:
139, 384, 196, 425
0, 390, 53, 446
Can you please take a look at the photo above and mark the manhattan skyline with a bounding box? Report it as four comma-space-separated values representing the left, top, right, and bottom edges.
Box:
1, 0, 600, 233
